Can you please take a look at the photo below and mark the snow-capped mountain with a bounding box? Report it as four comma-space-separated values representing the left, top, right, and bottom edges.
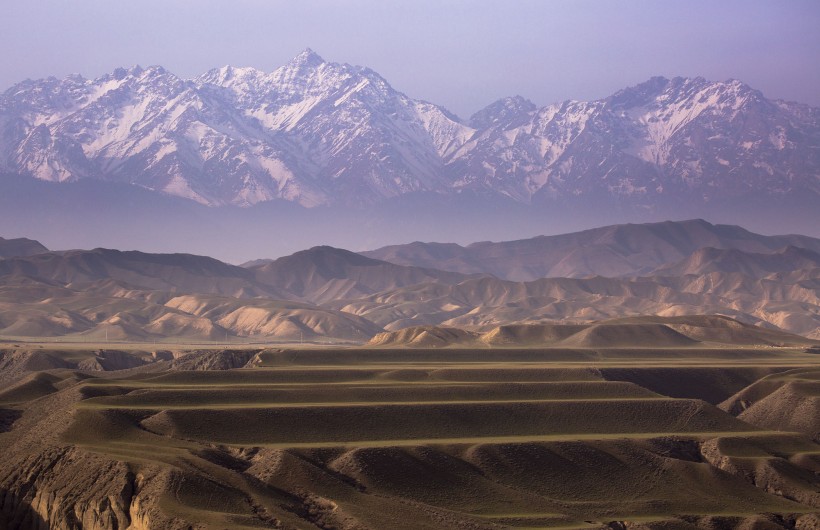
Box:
449, 76, 820, 204
1, 50, 818, 208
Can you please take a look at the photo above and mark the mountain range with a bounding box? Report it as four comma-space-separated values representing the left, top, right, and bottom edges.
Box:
1, 49, 817, 211
1, 220, 818, 341
363, 219, 820, 281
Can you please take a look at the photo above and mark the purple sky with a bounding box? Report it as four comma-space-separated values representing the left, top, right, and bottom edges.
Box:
2, 0, 819, 118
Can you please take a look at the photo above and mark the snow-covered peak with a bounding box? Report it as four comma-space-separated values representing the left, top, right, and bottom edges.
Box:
608, 76, 760, 112
253, 50, 411, 132
109, 65, 145, 80
469, 95, 536, 129
91, 64, 182, 94
196, 65, 265, 86
142, 65, 168, 76
608, 76, 763, 145
272, 48, 328, 82
1, 60, 816, 210
608, 76, 676, 108
291, 48, 326, 68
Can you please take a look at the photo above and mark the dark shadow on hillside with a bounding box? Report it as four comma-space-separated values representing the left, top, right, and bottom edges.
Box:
0, 487, 50, 530
0, 409, 22, 433
599, 366, 792, 404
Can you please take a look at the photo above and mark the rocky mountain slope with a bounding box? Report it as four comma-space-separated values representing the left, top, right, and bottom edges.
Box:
1, 51, 817, 210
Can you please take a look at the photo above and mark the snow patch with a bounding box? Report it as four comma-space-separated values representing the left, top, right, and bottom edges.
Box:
163, 174, 210, 204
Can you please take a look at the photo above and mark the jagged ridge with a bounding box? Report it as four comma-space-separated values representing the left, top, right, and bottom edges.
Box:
1, 51, 817, 208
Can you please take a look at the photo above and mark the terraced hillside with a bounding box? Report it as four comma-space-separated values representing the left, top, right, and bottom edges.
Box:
1, 344, 819, 529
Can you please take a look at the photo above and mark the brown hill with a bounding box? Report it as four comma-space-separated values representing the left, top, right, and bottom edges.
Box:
363, 219, 820, 281
164, 294, 383, 342
720, 368, 820, 441
366, 316, 817, 348
558, 323, 698, 348
0, 236, 48, 258
0, 276, 383, 342
0, 349, 72, 386
368, 326, 480, 348
2, 343, 820, 528
0, 248, 289, 299
2, 221, 819, 342
251, 246, 476, 305
169, 349, 261, 371
607, 315, 817, 346
652, 246, 820, 278
3, 248, 818, 341
331, 269, 820, 339
481, 323, 587, 346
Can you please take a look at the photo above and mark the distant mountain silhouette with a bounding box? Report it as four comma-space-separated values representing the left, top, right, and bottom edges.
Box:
363, 219, 820, 281
0, 237, 48, 258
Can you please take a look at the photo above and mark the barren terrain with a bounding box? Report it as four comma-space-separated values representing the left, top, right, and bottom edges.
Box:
1, 328, 819, 529
2, 222, 820, 528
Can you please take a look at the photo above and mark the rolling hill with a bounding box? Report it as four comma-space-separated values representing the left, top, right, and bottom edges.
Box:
0, 237, 48, 259
249, 246, 477, 304
363, 219, 820, 280
367, 316, 817, 349
2, 343, 819, 529
1, 220, 819, 341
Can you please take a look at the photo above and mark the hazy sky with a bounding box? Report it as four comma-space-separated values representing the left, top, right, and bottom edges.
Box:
2, 0, 819, 118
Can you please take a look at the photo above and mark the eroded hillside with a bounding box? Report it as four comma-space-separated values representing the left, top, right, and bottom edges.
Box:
1, 341, 819, 529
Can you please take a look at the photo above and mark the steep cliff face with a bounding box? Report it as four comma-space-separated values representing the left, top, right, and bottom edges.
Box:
1, 385, 119, 529
0, 448, 135, 530
0, 449, 197, 530
0, 354, 173, 530
700, 437, 820, 510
